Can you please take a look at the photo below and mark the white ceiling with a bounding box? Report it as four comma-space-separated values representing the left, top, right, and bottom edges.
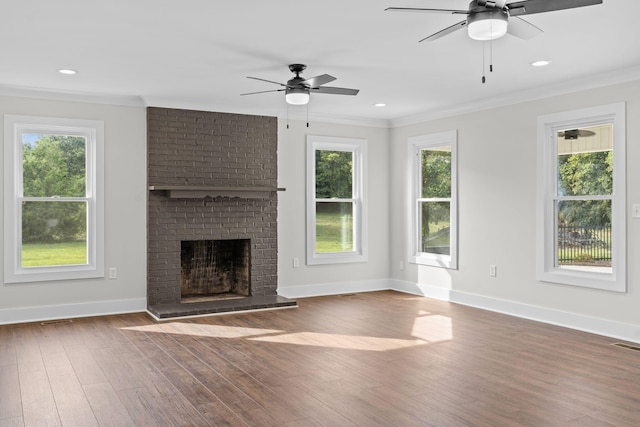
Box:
2, 0, 639, 127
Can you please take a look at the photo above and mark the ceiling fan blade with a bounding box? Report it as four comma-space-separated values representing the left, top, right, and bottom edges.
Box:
507, 16, 543, 39
246, 76, 288, 87
303, 74, 337, 88
312, 86, 359, 96
507, 0, 602, 16
385, 7, 469, 15
419, 20, 467, 42
240, 89, 285, 96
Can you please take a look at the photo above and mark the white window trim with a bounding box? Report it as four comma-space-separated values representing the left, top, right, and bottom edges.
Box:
536, 103, 626, 292
306, 135, 368, 265
4, 115, 105, 283
407, 130, 458, 269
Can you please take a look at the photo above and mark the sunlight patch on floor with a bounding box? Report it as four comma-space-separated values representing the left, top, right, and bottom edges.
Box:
122, 323, 284, 339
121, 312, 453, 351
411, 314, 453, 342
249, 331, 430, 351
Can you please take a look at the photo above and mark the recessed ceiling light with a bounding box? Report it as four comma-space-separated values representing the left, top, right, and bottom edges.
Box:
374, 103, 387, 107
58, 69, 77, 75
531, 60, 551, 67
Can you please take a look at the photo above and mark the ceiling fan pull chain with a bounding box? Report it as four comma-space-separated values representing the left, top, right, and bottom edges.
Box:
306, 101, 310, 127
482, 42, 486, 84
286, 104, 290, 129
490, 27, 494, 73
489, 12, 494, 73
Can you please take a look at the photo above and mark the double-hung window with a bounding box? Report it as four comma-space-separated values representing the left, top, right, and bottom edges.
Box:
537, 103, 626, 291
306, 135, 367, 265
4, 115, 104, 283
408, 130, 458, 269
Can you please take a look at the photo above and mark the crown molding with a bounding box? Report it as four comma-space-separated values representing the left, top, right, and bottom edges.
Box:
390, 65, 640, 128
0, 84, 145, 107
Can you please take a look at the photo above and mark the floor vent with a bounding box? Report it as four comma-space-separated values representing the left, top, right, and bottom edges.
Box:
612, 342, 640, 352
41, 319, 73, 326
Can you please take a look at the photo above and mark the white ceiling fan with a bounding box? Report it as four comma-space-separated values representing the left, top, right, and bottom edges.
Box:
386, 0, 603, 42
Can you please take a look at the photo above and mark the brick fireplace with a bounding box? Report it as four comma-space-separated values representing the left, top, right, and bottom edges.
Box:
146, 107, 295, 319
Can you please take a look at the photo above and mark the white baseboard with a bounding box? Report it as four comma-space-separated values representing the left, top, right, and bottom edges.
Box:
387, 279, 453, 301
277, 279, 389, 299
389, 278, 640, 345
0, 298, 147, 325
447, 289, 640, 345
280, 278, 640, 345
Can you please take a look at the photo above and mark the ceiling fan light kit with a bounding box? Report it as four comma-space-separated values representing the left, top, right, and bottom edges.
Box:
467, 10, 508, 40
285, 87, 310, 105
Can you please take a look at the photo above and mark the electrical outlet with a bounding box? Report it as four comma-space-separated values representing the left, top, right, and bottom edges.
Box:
489, 265, 497, 277
108, 267, 117, 279
292, 257, 300, 268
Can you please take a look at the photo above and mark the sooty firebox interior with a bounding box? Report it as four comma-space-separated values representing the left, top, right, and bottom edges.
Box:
181, 239, 250, 302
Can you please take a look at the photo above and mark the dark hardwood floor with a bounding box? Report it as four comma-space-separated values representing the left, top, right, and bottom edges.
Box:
1, 291, 639, 426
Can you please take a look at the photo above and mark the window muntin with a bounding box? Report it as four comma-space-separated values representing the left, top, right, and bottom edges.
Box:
537, 104, 625, 291
306, 136, 367, 265
4, 115, 104, 283
408, 131, 457, 269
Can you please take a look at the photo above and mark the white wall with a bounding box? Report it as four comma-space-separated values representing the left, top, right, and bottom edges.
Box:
0, 96, 147, 323
389, 80, 640, 336
277, 119, 391, 297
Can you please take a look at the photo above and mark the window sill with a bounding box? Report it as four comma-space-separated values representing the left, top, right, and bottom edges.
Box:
307, 252, 368, 265
410, 253, 456, 269
537, 268, 625, 293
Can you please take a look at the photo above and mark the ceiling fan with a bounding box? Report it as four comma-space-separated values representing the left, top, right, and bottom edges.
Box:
558, 129, 596, 140
386, 0, 603, 42
241, 64, 359, 106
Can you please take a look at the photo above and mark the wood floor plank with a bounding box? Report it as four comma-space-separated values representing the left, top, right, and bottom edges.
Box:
7, 291, 640, 426
0, 325, 17, 367
82, 382, 136, 427
19, 369, 60, 427
0, 365, 23, 422
0, 417, 24, 427
38, 324, 99, 427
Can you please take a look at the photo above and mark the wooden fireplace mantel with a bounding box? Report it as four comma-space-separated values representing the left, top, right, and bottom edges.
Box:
148, 185, 285, 199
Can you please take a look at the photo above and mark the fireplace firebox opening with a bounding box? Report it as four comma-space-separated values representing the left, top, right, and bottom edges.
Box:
180, 239, 250, 303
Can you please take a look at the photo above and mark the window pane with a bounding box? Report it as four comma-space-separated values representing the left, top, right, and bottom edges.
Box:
315, 150, 353, 198
421, 147, 451, 198
557, 125, 612, 197
315, 202, 353, 253
419, 201, 450, 255
21, 201, 87, 266
557, 199, 611, 271
22, 133, 86, 197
